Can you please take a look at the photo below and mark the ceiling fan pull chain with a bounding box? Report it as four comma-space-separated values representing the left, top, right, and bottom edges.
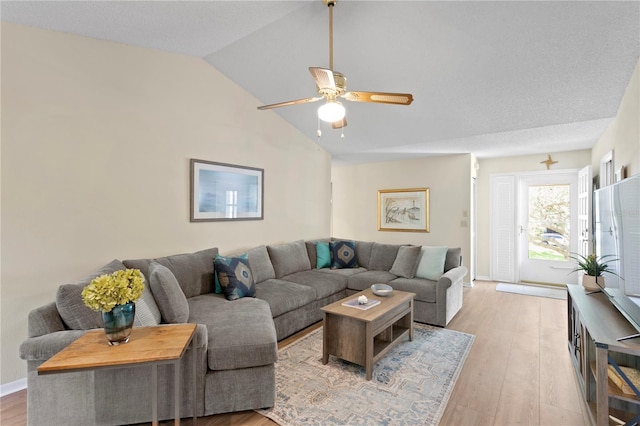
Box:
317, 116, 322, 138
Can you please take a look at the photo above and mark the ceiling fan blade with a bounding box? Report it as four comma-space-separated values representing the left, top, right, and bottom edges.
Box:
332, 117, 347, 129
257, 96, 323, 110
342, 91, 414, 105
309, 67, 336, 90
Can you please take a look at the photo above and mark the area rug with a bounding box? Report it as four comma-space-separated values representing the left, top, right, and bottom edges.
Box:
496, 282, 567, 300
256, 323, 474, 426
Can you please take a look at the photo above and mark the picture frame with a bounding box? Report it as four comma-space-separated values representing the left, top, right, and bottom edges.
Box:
190, 159, 264, 222
378, 188, 429, 232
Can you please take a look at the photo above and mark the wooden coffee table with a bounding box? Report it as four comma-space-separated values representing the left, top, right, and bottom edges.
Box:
37, 323, 197, 426
321, 288, 415, 380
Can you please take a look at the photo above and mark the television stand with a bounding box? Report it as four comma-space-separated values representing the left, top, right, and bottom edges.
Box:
567, 284, 640, 424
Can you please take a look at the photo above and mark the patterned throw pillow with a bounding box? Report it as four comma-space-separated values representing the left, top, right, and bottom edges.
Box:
214, 254, 256, 301
329, 240, 358, 269
316, 241, 331, 269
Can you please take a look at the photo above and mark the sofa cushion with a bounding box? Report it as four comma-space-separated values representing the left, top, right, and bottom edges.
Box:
267, 240, 311, 278
389, 245, 421, 278
187, 294, 277, 370
281, 270, 348, 300
319, 267, 367, 277
123, 247, 218, 298
347, 270, 397, 292
415, 246, 448, 280
388, 277, 437, 303
56, 259, 127, 330
355, 240, 374, 269
254, 279, 316, 317
330, 240, 358, 269
369, 243, 401, 271
214, 254, 256, 301
445, 247, 462, 272
149, 262, 189, 323
316, 241, 332, 269
247, 245, 276, 283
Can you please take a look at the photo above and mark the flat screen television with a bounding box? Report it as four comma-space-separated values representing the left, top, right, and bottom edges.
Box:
594, 173, 640, 338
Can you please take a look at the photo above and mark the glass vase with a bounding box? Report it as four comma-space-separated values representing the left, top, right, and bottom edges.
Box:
102, 302, 135, 345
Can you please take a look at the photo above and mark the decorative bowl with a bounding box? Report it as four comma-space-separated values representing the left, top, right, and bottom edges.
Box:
371, 283, 393, 297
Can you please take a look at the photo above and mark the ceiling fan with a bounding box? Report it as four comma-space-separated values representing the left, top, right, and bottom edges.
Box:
257, 0, 414, 130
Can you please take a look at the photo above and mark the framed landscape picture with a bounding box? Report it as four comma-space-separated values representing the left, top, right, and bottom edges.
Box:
190, 159, 264, 222
378, 188, 429, 232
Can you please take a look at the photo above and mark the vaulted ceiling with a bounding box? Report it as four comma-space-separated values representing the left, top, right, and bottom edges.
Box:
2, 1, 639, 164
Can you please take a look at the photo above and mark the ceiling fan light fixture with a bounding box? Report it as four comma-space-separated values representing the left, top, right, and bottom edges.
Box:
317, 101, 345, 123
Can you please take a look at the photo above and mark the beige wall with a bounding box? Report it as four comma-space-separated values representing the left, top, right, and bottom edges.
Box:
331, 155, 473, 280
592, 60, 640, 178
0, 23, 331, 385
475, 150, 592, 279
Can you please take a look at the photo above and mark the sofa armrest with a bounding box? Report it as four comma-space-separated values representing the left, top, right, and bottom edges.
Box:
437, 265, 468, 290
20, 329, 87, 361
28, 302, 67, 337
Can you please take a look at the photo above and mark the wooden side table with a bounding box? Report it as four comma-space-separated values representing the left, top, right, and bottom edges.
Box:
38, 323, 197, 426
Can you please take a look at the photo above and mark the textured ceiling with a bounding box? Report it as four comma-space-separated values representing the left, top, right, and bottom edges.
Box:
2, 1, 639, 164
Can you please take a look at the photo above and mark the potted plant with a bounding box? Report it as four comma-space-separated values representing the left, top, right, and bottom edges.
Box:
570, 253, 619, 291
81, 269, 145, 345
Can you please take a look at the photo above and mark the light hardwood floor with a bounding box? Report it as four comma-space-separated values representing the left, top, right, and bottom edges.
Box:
0, 281, 589, 425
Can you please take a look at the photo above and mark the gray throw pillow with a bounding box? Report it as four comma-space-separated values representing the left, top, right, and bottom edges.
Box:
389, 245, 421, 278
148, 262, 189, 324
56, 259, 126, 330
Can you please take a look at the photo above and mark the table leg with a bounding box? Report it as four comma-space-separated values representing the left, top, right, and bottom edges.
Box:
365, 322, 373, 381
175, 358, 181, 425
152, 364, 158, 426
193, 338, 197, 425
409, 300, 414, 341
322, 313, 329, 365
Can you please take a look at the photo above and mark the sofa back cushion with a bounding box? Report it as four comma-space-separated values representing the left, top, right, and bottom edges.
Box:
369, 243, 401, 271
445, 248, 462, 272
247, 245, 276, 283
124, 247, 218, 298
355, 240, 374, 269
267, 240, 311, 278
56, 259, 126, 330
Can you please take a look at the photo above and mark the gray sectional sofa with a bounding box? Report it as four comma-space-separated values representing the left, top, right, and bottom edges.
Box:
19, 238, 467, 425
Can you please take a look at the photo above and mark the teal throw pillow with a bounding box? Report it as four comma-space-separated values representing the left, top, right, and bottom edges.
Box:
214, 254, 255, 301
329, 240, 358, 269
316, 241, 331, 269
415, 246, 448, 280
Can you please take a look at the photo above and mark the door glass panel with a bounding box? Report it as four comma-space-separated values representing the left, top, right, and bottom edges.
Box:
528, 184, 570, 261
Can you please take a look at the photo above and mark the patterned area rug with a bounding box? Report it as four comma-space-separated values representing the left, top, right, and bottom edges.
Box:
256, 323, 475, 426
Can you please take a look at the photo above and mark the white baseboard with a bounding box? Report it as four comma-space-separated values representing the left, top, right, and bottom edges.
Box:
1, 378, 27, 397
475, 275, 491, 282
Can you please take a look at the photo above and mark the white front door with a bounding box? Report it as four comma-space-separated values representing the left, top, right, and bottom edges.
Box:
518, 172, 579, 285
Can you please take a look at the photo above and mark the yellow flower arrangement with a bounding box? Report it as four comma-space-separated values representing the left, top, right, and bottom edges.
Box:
81, 269, 145, 313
